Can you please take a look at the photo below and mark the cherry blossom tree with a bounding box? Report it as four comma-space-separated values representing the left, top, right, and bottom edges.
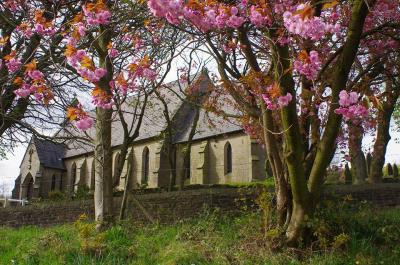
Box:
147, 0, 400, 243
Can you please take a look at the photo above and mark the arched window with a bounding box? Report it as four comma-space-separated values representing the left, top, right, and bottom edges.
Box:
71, 163, 77, 193
51, 174, 56, 191
27, 177, 34, 200
224, 142, 232, 174
142, 147, 149, 184
113, 153, 121, 187
185, 152, 191, 180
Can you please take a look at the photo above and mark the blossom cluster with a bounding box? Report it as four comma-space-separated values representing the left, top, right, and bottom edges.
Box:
12, 60, 54, 104
83, 5, 112, 26
67, 105, 94, 131
262, 84, 293, 110
148, 0, 260, 31
293, 50, 321, 81
64, 1, 113, 110
335, 90, 368, 122
15, 10, 56, 38
283, 4, 340, 40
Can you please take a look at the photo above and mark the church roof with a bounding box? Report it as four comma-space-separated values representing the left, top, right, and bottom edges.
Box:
56, 71, 244, 159
32, 137, 66, 170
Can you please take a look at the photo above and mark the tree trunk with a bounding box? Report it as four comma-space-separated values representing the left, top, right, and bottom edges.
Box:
349, 124, 367, 184
179, 107, 200, 190
94, 107, 114, 230
261, 104, 290, 227
369, 79, 399, 183
369, 107, 394, 183
119, 149, 133, 220
286, 0, 372, 244
94, 20, 114, 230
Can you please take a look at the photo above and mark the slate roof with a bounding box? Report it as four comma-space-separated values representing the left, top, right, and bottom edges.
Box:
33, 137, 66, 170
56, 71, 245, 159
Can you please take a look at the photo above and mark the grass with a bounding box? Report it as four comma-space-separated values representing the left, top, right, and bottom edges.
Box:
0, 201, 399, 265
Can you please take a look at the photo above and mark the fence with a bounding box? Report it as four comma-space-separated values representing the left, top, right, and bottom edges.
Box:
0, 198, 28, 207
1, 184, 400, 228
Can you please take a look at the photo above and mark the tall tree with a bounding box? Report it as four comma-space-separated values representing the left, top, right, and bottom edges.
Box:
148, 0, 400, 243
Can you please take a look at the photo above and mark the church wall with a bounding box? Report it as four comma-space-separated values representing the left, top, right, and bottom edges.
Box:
39, 168, 65, 198
64, 157, 89, 193
250, 138, 267, 181
19, 142, 41, 187
112, 150, 129, 190
130, 140, 167, 189
61, 133, 265, 193
19, 142, 41, 199
188, 140, 209, 185
206, 133, 253, 184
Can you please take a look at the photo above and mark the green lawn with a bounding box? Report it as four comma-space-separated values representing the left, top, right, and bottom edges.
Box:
1, 201, 399, 265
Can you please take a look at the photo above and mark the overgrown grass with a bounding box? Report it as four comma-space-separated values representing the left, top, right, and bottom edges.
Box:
1, 200, 399, 265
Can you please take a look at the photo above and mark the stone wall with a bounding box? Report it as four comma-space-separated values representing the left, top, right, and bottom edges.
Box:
1, 184, 399, 228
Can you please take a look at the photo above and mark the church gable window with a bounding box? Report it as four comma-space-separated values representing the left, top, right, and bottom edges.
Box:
224, 142, 232, 175
142, 147, 149, 185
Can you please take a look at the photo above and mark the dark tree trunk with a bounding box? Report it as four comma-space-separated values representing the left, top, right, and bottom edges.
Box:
349, 124, 367, 184
369, 80, 399, 183
369, 107, 394, 183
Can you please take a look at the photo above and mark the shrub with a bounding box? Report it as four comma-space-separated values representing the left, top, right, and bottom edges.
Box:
344, 163, 352, 184
75, 185, 91, 199
47, 191, 65, 201
393, 164, 399, 178
385, 163, 393, 176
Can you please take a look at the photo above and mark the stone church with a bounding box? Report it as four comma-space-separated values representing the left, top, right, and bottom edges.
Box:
13, 72, 267, 200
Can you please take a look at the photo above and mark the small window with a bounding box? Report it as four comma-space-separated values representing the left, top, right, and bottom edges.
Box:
71, 163, 77, 192
225, 142, 232, 174
51, 175, 56, 191
185, 152, 191, 179
142, 147, 149, 184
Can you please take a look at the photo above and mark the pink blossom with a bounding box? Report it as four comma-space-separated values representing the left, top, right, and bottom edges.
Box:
293, 50, 321, 80
96, 10, 112, 25
5, 58, 22, 73
14, 86, 31, 98
335, 90, 368, 121
28, 70, 44, 80
34, 24, 56, 36
108, 48, 119, 58
226, 15, 245, 28
262, 94, 278, 110
74, 116, 94, 131
84, 7, 112, 26
249, 6, 271, 27
143, 68, 157, 81
277, 93, 293, 107
283, 6, 338, 40
94, 68, 107, 79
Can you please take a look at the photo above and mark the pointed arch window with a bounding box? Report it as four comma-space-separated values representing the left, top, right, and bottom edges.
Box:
27, 177, 34, 200
71, 163, 77, 192
51, 174, 56, 191
142, 147, 149, 184
225, 142, 232, 174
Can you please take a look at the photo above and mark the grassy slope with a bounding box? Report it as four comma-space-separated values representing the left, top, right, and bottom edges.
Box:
1, 204, 400, 265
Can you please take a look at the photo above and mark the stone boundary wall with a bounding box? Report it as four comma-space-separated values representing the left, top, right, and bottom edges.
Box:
0, 184, 399, 228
